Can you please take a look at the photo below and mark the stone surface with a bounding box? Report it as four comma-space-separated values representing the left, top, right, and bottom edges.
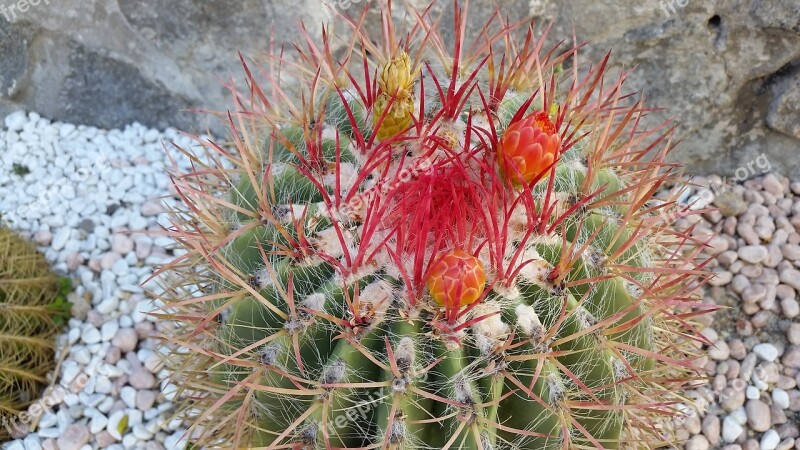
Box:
1, 0, 800, 174
55, 424, 90, 450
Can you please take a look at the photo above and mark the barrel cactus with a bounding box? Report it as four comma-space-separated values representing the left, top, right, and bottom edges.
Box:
159, 2, 709, 448
1, 226, 71, 441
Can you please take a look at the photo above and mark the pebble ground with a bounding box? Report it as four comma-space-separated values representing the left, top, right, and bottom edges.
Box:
669, 173, 800, 450
1, 111, 195, 450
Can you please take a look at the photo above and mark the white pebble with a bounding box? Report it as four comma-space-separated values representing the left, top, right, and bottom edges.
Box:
100, 320, 120, 342
164, 430, 188, 450
722, 415, 744, 443
5, 110, 28, 131
752, 343, 779, 362
81, 324, 102, 344
89, 413, 109, 434
106, 410, 128, 440
120, 386, 137, 408
22, 435, 42, 450
72, 346, 91, 365
51, 228, 71, 251
760, 429, 780, 450
772, 388, 790, 409
746, 385, 760, 399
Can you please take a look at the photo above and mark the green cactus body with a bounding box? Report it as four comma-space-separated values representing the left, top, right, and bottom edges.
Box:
0, 227, 70, 441
160, 3, 707, 449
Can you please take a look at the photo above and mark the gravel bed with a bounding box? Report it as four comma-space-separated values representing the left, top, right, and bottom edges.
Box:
0, 111, 195, 450
671, 173, 800, 450
1, 110, 799, 450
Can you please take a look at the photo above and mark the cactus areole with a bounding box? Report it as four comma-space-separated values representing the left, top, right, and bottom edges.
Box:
158, 1, 710, 449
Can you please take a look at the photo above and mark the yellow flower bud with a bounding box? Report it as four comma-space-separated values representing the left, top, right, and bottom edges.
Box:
378, 52, 416, 99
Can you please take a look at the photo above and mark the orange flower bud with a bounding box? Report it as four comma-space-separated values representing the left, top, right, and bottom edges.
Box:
426, 251, 486, 308
498, 111, 561, 186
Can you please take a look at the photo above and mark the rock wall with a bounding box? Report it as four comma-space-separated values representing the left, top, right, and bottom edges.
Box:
1, 0, 798, 175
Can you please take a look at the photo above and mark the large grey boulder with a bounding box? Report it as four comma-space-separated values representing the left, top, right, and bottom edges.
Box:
1, 0, 798, 175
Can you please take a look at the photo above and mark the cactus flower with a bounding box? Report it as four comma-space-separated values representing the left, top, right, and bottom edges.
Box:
427, 251, 486, 308
498, 111, 561, 186
373, 52, 418, 141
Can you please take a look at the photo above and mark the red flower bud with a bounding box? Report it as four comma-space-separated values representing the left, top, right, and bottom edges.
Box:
498, 111, 561, 186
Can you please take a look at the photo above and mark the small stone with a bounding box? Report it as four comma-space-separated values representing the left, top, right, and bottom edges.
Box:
89, 413, 109, 434
66, 253, 84, 271
702, 414, 721, 446
101, 320, 120, 342
753, 343, 780, 362
779, 268, 800, 290
738, 223, 761, 245
135, 390, 157, 411
710, 340, 731, 360
135, 236, 153, 259
96, 296, 120, 315
781, 347, 800, 369
111, 234, 134, 254
129, 368, 156, 389
729, 339, 747, 360
761, 429, 781, 450
164, 430, 188, 450
781, 298, 799, 318
107, 410, 128, 440
100, 252, 121, 270
773, 388, 790, 409
5, 441, 24, 450
95, 431, 117, 448
51, 228, 71, 251
719, 250, 739, 266
707, 235, 729, 255
95, 375, 112, 394
721, 384, 746, 411
746, 399, 772, 432
105, 345, 122, 364
112, 328, 139, 353
742, 284, 768, 303
788, 324, 800, 345
686, 434, 710, 450
751, 310, 772, 328
739, 245, 769, 264
5, 110, 27, 131
765, 245, 783, 267
72, 346, 91, 365
33, 230, 52, 246
747, 385, 761, 399
56, 424, 90, 450
111, 258, 130, 276
710, 271, 733, 286
722, 415, 744, 443
781, 244, 800, 261
81, 325, 102, 344
716, 191, 748, 217
775, 280, 796, 299
141, 200, 163, 216
22, 435, 41, 450
121, 386, 137, 408
762, 174, 784, 195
